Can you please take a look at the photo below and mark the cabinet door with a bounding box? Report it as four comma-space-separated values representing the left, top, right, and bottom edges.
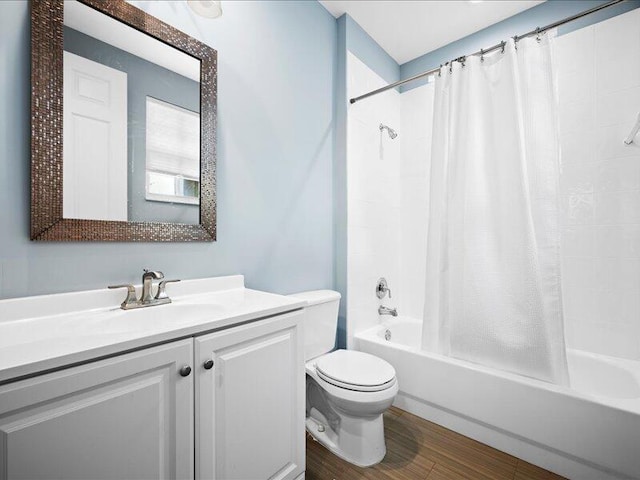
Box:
195, 310, 305, 480
0, 339, 194, 480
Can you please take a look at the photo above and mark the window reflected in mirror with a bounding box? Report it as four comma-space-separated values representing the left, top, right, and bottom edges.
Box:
145, 97, 200, 206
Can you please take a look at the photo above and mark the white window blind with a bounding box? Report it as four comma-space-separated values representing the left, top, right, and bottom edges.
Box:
146, 97, 199, 179
145, 97, 200, 204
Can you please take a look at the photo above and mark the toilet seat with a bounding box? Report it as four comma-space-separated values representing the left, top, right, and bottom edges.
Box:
316, 370, 397, 392
315, 350, 396, 392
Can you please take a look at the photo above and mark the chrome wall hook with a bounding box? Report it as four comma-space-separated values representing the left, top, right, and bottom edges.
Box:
624, 112, 640, 145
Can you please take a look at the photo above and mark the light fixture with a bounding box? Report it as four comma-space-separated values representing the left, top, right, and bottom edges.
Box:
187, 0, 222, 19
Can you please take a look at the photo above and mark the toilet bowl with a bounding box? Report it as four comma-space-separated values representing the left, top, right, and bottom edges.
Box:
305, 349, 398, 466
289, 290, 399, 467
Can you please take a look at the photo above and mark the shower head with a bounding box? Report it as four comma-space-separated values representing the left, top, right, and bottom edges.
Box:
379, 123, 398, 139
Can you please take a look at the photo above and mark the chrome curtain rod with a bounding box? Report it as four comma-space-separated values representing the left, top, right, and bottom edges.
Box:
349, 0, 626, 104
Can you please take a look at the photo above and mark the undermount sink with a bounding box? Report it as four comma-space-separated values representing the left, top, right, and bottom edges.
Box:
107, 302, 225, 330
74, 302, 229, 338
0, 303, 225, 348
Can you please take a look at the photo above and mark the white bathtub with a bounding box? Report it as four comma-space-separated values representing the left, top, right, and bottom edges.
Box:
355, 317, 640, 480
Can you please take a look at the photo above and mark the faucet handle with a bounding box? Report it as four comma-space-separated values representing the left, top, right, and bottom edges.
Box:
155, 279, 181, 300
376, 277, 392, 299
108, 284, 138, 309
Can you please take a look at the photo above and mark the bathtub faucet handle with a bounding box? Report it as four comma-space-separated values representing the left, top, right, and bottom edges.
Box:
376, 278, 392, 299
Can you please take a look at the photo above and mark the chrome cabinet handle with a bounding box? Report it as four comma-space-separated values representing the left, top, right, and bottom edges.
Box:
179, 365, 192, 377
203, 359, 214, 370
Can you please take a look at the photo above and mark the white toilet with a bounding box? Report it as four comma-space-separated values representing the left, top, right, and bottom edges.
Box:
289, 290, 398, 467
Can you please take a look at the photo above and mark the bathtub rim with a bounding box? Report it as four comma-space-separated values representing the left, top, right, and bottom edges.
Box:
355, 317, 640, 415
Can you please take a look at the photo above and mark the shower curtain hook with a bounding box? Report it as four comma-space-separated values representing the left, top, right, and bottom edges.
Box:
512, 35, 519, 51
459, 56, 466, 68
448, 61, 453, 74
438, 64, 442, 77
536, 27, 542, 42
480, 48, 485, 62
500, 40, 506, 54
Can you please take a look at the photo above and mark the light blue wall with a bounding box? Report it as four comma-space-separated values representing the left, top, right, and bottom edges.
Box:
400, 0, 640, 91
0, 0, 336, 299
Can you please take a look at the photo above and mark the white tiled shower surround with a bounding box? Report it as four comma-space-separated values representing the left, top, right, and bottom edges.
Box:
347, 8, 640, 360
346, 52, 401, 347
556, 8, 640, 360
346, 52, 433, 347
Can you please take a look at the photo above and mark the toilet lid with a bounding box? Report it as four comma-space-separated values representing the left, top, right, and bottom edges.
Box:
315, 350, 396, 392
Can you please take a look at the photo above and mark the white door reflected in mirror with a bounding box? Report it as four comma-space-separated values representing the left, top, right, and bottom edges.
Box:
63, 51, 128, 221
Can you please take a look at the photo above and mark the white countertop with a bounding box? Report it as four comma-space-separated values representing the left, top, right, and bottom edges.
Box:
0, 275, 306, 384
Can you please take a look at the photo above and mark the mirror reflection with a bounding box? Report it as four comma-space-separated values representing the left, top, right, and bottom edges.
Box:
62, 0, 201, 224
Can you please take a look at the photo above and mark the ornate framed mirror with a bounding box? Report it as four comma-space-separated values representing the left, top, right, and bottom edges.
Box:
31, 0, 217, 241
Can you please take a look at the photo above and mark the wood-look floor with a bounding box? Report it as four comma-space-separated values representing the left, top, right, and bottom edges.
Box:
306, 407, 566, 480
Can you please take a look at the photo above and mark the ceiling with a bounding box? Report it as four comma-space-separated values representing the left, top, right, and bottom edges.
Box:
319, 0, 544, 65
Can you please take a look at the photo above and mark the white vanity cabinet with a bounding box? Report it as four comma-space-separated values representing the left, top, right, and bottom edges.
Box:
0, 306, 305, 480
195, 310, 305, 480
0, 339, 195, 480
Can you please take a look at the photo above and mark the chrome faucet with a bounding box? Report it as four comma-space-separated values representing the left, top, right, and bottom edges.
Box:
378, 305, 398, 317
141, 269, 164, 303
109, 270, 180, 310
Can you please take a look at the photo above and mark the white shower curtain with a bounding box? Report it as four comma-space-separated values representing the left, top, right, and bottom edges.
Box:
422, 34, 569, 385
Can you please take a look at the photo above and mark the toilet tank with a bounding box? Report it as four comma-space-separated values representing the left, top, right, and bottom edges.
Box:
288, 290, 341, 361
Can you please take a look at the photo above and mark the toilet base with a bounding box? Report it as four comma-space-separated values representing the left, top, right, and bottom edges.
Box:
306, 408, 387, 467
